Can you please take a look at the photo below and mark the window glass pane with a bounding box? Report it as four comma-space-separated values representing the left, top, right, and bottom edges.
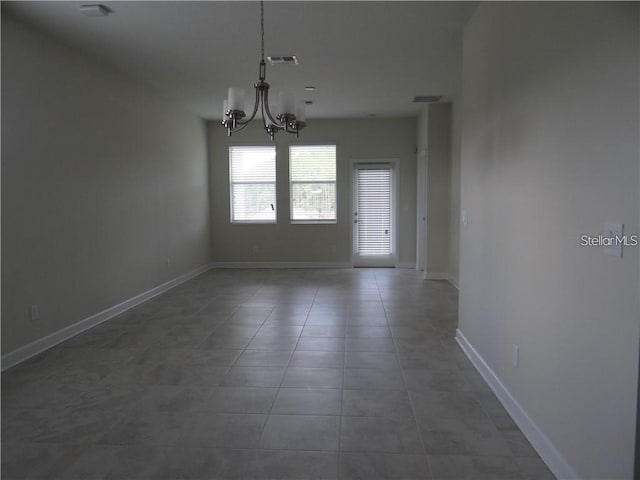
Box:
230, 146, 276, 222
291, 183, 336, 221
290, 145, 337, 222
290, 145, 336, 181
230, 146, 276, 182
231, 184, 276, 222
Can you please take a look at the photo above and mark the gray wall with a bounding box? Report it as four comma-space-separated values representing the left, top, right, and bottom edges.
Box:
2, 14, 212, 355
208, 119, 417, 266
459, 2, 639, 477
449, 101, 461, 287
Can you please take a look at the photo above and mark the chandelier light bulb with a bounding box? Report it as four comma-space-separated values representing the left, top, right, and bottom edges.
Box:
279, 91, 295, 116
227, 88, 245, 112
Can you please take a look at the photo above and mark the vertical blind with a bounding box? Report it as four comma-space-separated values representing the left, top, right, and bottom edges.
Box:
290, 145, 337, 222
229, 146, 276, 222
356, 167, 392, 255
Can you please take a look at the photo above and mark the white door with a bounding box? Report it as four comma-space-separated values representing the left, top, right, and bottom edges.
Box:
352, 162, 396, 267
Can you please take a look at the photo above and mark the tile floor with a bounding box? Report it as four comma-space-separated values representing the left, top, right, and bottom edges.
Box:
2, 268, 556, 479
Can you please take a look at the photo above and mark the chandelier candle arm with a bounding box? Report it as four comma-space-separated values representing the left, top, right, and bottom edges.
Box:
295, 101, 306, 122
221, 0, 306, 140
262, 86, 279, 127
240, 81, 261, 125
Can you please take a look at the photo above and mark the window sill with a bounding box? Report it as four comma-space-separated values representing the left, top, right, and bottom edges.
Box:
230, 221, 277, 225
290, 220, 337, 225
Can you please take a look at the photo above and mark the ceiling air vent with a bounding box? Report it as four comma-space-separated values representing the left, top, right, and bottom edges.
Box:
267, 55, 299, 65
412, 95, 442, 103
79, 4, 111, 17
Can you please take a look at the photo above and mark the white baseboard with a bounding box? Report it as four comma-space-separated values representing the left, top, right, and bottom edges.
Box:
210, 262, 351, 269
424, 271, 449, 280
455, 328, 579, 480
397, 262, 416, 269
424, 272, 459, 290
1, 263, 214, 371
211, 261, 422, 270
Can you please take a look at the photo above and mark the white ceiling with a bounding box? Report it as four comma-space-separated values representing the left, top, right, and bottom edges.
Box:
3, 1, 477, 120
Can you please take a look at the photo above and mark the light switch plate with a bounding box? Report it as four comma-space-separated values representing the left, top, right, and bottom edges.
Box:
603, 223, 623, 257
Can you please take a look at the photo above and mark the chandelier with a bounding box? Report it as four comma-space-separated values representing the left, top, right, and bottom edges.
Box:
221, 1, 306, 140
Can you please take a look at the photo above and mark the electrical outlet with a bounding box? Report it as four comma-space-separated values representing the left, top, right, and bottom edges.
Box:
166, 258, 171, 271
30, 305, 39, 322
513, 344, 519, 368
253, 245, 259, 253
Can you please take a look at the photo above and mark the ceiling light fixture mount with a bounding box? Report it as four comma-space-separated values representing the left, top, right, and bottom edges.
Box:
222, 1, 306, 140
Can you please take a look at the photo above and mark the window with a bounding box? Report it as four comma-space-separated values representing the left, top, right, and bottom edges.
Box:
289, 145, 337, 223
229, 146, 276, 223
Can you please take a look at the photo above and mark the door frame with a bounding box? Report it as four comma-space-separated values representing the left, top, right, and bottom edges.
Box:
416, 149, 427, 272
349, 158, 400, 268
